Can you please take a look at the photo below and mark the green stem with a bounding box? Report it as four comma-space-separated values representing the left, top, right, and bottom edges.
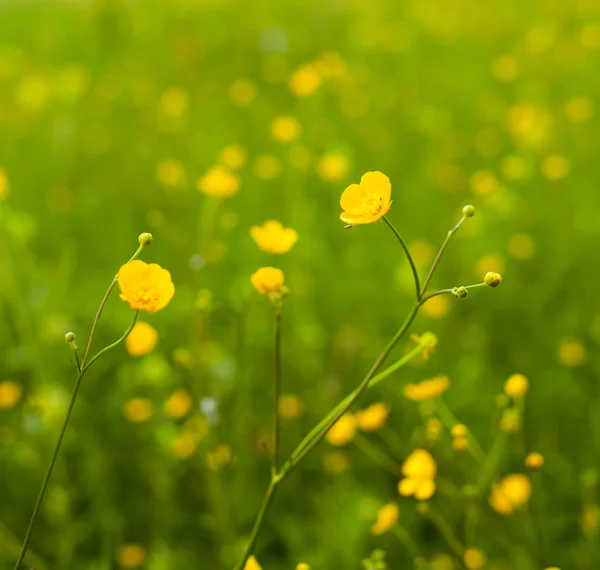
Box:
391, 524, 423, 559
424, 507, 465, 561
272, 307, 282, 474
382, 216, 420, 301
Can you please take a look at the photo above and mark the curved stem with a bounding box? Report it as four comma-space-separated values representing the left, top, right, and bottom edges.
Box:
382, 216, 420, 301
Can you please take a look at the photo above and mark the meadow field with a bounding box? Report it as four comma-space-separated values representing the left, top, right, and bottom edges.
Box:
1, 1, 599, 569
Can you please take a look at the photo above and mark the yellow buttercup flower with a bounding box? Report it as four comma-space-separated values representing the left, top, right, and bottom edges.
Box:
123, 398, 153, 423
316, 152, 349, 182
525, 452, 544, 469
371, 503, 399, 535
219, 144, 247, 170
116, 544, 147, 569
557, 338, 587, 367
250, 267, 285, 296
125, 322, 158, 357
171, 433, 197, 459
355, 402, 390, 432
489, 473, 531, 514
0, 381, 23, 409
398, 449, 437, 500
296, 564, 311, 570
118, 260, 175, 313
243, 555, 261, 570
289, 63, 322, 97
270, 115, 302, 143
164, 390, 193, 419
504, 373, 528, 397
326, 413, 357, 446
463, 548, 487, 570
250, 220, 298, 254
207, 444, 233, 471
340, 171, 392, 225
404, 375, 450, 402
197, 166, 239, 197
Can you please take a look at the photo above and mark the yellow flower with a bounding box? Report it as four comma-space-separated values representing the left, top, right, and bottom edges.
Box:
289, 63, 322, 97
504, 374, 528, 397
316, 152, 349, 182
557, 338, 587, 367
355, 402, 390, 432
197, 166, 240, 197
0, 167, 9, 199
326, 413, 357, 446
0, 381, 23, 409
184, 416, 209, 441
404, 375, 450, 402
451, 424, 468, 438
123, 398, 153, 423
463, 548, 487, 570
164, 390, 193, 419
207, 444, 233, 471
371, 503, 399, 535
453, 436, 469, 451
525, 452, 544, 469
118, 260, 175, 313
160, 87, 188, 118
340, 171, 392, 225
125, 322, 158, 357
296, 564, 311, 570
230, 79, 256, 106
171, 433, 197, 459
323, 451, 350, 475
398, 449, 437, 500
243, 555, 261, 570
541, 154, 570, 181
270, 115, 302, 143
116, 544, 147, 569
250, 267, 285, 296
421, 295, 450, 319
489, 474, 531, 514
250, 220, 298, 254
254, 155, 282, 180
410, 332, 439, 360
156, 159, 184, 188
219, 144, 247, 170
277, 394, 304, 419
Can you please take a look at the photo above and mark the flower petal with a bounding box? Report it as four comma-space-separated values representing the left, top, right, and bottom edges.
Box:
340, 183, 364, 212
360, 171, 391, 202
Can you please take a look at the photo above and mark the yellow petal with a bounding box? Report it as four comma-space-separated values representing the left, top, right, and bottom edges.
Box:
340, 211, 378, 225
340, 183, 364, 212
414, 480, 436, 500
360, 171, 391, 202
398, 477, 416, 496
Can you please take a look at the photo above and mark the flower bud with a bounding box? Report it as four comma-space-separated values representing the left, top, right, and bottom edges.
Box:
138, 232, 153, 246
453, 286, 468, 298
65, 332, 76, 343
484, 271, 503, 288
462, 204, 476, 218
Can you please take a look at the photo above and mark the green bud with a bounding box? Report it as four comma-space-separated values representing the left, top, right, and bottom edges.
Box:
65, 332, 76, 343
138, 232, 153, 246
484, 271, 503, 288
462, 204, 476, 217
453, 286, 468, 299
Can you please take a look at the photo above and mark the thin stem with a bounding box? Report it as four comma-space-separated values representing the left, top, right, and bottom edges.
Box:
391, 525, 423, 560
420, 215, 466, 297
272, 308, 282, 474
382, 216, 420, 301
424, 507, 465, 560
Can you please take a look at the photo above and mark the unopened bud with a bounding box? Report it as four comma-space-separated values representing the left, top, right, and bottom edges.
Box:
462, 204, 476, 218
138, 232, 153, 246
453, 286, 468, 298
484, 271, 503, 288
65, 332, 76, 343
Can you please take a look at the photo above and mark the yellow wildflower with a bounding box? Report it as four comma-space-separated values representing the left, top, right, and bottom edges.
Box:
525, 452, 544, 469
316, 152, 349, 182
125, 322, 158, 357
0, 167, 9, 199
323, 451, 350, 475
116, 544, 147, 569
123, 398, 153, 423
250, 220, 298, 254
410, 332, 439, 360
492, 55, 519, 81
250, 267, 285, 296
489, 474, 531, 514
340, 171, 391, 225
326, 413, 357, 446
355, 402, 390, 432
541, 154, 570, 181
197, 166, 239, 197
404, 376, 450, 402
463, 548, 486, 570
270, 115, 302, 143
421, 295, 450, 319
254, 155, 282, 180
398, 449, 437, 500
296, 564, 311, 570
278, 394, 304, 419
500, 408, 521, 433
453, 436, 469, 451
156, 159, 184, 189
557, 338, 587, 367
171, 433, 197, 459
230, 79, 256, 106
207, 444, 233, 471
0, 381, 23, 409
371, 503, 399, 535
504, 374, 529, 397
451, 424, 468, 438
243, 555, 261, 570
219, 144, 247, 170
289, 63, 321, 97
118, 260, 175, 313
164, 390, 193, 419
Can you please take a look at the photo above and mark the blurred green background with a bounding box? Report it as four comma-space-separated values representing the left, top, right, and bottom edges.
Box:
1, 0, 599, 569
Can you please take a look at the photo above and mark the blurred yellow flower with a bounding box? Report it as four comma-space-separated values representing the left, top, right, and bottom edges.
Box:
451, 424, 467, 438
429, 553, 454, 570
0, 167, 9, 199
500, 155, 529, 181
421, 295, 450, 319
116, 544, 147, 569
243, 555, 261, 570
315, 51, 347, 77
340, 171, 391, 225
452, 436, 469, 451
541, 154, 570, 181
118, 260, 175, 313
316, 152, 349, 182
326, 413, 357, 446
492, 55, 520, 81
475, 254, 505, 280
410, 332, 439, 360
197, 166, 240, 197
404, 376, 450, 402
426, 417, 443, 440
565, 96, 593, 123
0, 381, 23, 409
557, 338, 586, 367
463, 548, 486, 570
356, 402, 390, 432
470, 170, 499, 196
504, 373, 528, 397
508, 233, 535, 260
507, 104, 551, 149
164, 390, 193, 419
160, 87, 188, 117
123, 398, 153, 423
250, 220, 298, 254
525, 452, 544, 469
254, 155, 282, 180
296, 564, 311, 570
289, 63, 322, 97
581, 504, 599, 537
156, 159, 184, 189
230, 79, 257, 106
278, 394, 304, 419
171, 433, 197, 459
408, 239, 435, 267
125, 322, 158, 357
250, 267, 285, 296
398, 449, 437, 500
207, 444, 233, 471
270, 115, 302, 143
219, 144, 247, 170
371, 503, 399, 535
323, 451, 350, 475
489, 474, 531, 514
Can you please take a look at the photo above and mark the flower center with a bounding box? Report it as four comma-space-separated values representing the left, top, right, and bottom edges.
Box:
358, 193, 383, 215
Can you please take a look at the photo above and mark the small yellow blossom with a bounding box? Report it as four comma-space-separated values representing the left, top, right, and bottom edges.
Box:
254, 155, 282, 180
398, 449, 437, 500
243, 555, 262, 570
355, 402, 390, 432
565, 96, 593, 122
410, 332, 439, 360
323, 451, 350, 475
270, 115, 302, 143
421, 295, 450, 319
463, 548, 487, 570
0, 381, 23, 409
453, 436, 469, 451
116, 544, 147, 569
581, 505, 599, 537
197, 166, 239, 197
504, 373, 529, 397
0, 167, 9, 199
371, 503, 399, 535
408, 239, 435, 267
316, 152, 349, 182
207, 444, 233, 471
184, 416, 209, 441
426, 417, 443, 440
250, 267, 285, 296
451, 424, 468, 438
123, 398, 153, 423
541, 154, 570, 181
525, 452, 544, 469
164, 390, 193, 419
340, 171, 391, 225
508, 233, 535, 260
278, 394, 304, 419
125, 322, 158, 357
171, 433, 197, 459
326, 413, 357, 446
296, 564, 311, 570
289, 63, 321, 97
156, 159, 184, 189
404, 376, 450, 402
219, 144, 247, 170
489, 474, 531, 514
471, 170, 499, 196
250, 220, 298, 254
118, 260, 175, 313
230, 79, 257, 106
160, 87, 188, 117
557, 338, 587, 367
